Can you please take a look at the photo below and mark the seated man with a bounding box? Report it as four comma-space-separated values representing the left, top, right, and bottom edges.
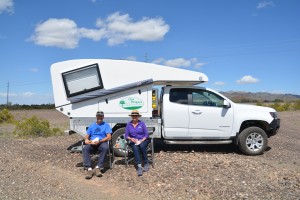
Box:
82, 111, 112, 179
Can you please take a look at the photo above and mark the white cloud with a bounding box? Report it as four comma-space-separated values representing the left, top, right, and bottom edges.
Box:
213, 81, 226, 86
21, 92, 35, 97
152, 58, 165, 65
0, 92, 17, 97
97, 12, 170, 46
164, 58, 191, 67
0, 0, 14, 14
152, 57, 206, 68
236, 75, 259, 84
124, 56, 137, 61
0, 92, 34, 98
257, 1, 275, 9
30, 12, 170, 48
194, 62, 207, 68
30, 18, 80, 49
29, 68, 39, 72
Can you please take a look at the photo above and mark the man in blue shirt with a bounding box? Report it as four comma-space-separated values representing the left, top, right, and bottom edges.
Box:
83, 111, 112, 179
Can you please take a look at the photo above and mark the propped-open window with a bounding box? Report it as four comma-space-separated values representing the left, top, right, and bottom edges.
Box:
62, 63, 103, 97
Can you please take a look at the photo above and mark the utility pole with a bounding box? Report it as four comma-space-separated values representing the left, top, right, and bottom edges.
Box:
6, 81, 9, 107
145, 53, 148, 63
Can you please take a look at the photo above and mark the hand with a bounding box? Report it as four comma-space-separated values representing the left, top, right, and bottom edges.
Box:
131, 138, 137, 143
85, 139, 91, 144
92, 141, 100, 145
135, 140, 141, 145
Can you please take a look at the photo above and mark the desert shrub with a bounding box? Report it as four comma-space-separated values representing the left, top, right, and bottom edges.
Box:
13, 116, 62, 138
269, 102, 285, 111
281, 102, 291, 111
256, 102, 263, 106
0, 109, 15, 124
267, 102, 293, 111
291, 100, 300, 110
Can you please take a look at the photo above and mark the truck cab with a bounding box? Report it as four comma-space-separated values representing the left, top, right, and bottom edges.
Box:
157, 86, 280, 155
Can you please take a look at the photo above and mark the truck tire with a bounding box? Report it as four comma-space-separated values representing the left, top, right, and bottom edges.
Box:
112, 128, 127, 157
238, 127, 268, 156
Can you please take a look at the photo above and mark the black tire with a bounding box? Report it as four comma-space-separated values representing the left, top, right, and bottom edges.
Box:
111, 128, 127, 157
238, 127, 268, 156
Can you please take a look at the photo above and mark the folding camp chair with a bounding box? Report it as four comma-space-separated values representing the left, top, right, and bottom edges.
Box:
81, 140, 113, 170
124, 131, 155, 167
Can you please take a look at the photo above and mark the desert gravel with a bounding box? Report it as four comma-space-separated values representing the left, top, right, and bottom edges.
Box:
0, 110, 299, 199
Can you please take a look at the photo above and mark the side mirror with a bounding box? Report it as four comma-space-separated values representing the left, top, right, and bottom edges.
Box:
222, 100, 231, 108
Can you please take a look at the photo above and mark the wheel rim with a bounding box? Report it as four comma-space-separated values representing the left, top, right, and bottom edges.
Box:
246, 132, 264, 151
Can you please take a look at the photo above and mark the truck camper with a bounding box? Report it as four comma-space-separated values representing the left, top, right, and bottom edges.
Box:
50, 59, 280, 156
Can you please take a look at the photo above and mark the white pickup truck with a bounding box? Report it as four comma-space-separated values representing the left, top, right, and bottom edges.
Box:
50, 59, 280, 156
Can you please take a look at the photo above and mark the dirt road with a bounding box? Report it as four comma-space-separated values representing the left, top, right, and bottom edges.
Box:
0, 110, 299, 199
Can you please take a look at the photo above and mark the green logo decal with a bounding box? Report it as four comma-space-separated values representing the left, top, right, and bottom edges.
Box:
119, 97, 144, 110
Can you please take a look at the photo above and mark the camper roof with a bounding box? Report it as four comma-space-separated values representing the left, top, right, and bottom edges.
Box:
50, 59, 208, 106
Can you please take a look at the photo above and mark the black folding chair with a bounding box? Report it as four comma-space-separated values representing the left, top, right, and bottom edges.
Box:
81, 140, 113, 170
124, 131, 155, 167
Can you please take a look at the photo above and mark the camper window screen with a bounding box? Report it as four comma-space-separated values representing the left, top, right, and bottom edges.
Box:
62, 64, 103, 97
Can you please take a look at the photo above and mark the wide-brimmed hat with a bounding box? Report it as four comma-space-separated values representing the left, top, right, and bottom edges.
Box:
129, 110, 142, 117
96, 111, 104, 116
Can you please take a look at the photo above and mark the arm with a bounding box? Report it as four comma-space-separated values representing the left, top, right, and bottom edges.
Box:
125, 123, 130, 139
99, 133, 111, 143
141, 121, 148, 141
85, 126, 92, 144
125, 123, 138, 143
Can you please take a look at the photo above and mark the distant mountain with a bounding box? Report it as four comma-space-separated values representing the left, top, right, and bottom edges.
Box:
220, 91, 300, 102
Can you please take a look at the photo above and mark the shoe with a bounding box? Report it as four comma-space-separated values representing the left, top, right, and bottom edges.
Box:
143, 163, 150, 172
137, 167, 143, 176
85, 170, 94, 179
95, 168, 103, 177
100, 167, 105, 174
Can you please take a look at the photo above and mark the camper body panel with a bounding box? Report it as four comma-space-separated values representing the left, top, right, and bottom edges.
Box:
57, 84, 153, 118
50, 59, 208, 109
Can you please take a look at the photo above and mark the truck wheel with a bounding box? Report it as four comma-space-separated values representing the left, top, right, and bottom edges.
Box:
238, 127, 268, 156
112, 128, 127, 157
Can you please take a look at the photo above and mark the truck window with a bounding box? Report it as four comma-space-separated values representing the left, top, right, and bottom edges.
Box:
192, 90, 224, 107
62, 63, 104, 97
169, 88, 188, 104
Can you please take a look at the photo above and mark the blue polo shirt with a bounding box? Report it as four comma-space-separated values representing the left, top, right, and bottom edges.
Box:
125, 120, 148, 140
86, 122, 112, 141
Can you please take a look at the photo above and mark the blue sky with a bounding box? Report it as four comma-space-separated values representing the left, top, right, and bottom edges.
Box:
0, 0, 299, 105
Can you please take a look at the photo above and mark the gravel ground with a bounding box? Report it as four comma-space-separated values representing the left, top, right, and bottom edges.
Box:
0, 110, 299, 200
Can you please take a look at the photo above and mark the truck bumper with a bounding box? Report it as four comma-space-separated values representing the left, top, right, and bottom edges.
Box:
269, 118, 280, 137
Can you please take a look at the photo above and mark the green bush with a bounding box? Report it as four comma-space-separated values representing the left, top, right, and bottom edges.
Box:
257, 101, 300, 112
291, 100, 300, 110
13, 116, 62, 138
0, 109, 15, 124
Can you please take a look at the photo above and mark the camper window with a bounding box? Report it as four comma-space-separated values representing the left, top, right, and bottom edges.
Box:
62, 64, 103, 97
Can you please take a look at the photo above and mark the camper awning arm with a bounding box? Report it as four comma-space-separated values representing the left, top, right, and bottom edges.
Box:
69, 79, 154, 104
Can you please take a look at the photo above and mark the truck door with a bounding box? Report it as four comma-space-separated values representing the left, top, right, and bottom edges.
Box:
162, 88, 189, 138
188, 89, 233, 138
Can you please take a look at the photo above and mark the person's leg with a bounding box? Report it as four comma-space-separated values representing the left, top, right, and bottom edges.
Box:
139, 140, 149, 164
83, 144, 96, 179
82, 144, 94, 168
130, 143, 143, 176
97, 142, 109, 168
130, 143, 142, 165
